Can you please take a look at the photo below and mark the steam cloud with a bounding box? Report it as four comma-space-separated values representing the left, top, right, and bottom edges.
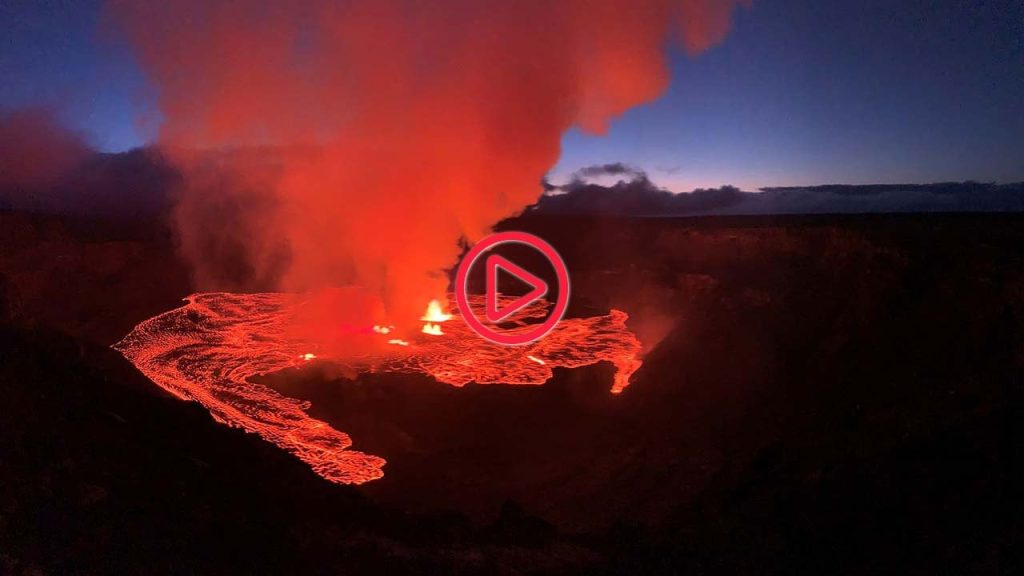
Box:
108, 0, 746, 331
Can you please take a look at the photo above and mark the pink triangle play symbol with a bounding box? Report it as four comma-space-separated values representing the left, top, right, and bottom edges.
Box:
485, 254, 549, 323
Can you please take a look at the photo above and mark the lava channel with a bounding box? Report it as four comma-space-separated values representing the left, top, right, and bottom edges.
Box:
114, 292, 643, 485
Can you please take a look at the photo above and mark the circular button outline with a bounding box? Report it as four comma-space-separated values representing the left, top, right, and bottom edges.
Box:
455, 231, 570, 345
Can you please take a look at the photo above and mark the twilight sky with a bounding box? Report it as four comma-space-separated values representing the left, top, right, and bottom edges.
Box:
2, 0, 1022, 190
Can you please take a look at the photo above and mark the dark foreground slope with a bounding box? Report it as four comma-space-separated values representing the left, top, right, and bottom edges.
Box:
1, 210, 1021, 574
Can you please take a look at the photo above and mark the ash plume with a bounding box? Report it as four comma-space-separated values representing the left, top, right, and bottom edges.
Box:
108, 0, 747, 329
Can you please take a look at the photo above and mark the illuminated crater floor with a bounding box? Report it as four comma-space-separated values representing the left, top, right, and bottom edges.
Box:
114, 292, 642, 485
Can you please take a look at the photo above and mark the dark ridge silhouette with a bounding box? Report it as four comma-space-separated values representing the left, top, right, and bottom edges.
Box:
760, 181, 1007, 196
2, 209, 1021, 574
0, 132, 178, 220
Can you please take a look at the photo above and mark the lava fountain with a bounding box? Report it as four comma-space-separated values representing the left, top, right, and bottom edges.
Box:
114, 294, 642, 484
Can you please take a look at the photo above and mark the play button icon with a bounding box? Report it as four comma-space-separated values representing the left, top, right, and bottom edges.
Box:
485, 254, 548, 323
455, 231, 570, 345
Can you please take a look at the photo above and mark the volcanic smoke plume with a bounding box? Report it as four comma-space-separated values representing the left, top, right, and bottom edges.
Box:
108, 0, 746, 333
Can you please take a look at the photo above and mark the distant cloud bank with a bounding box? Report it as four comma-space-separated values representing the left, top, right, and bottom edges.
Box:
538, 165, 1024, 215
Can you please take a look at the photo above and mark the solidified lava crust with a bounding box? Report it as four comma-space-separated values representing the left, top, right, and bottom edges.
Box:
114, 292, 642, 484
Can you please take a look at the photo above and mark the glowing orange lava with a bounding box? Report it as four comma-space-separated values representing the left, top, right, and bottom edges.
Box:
421, 323, 445, 336
420, 299, 452, 335
421, 299, 453, 322
114, 293, 642, 485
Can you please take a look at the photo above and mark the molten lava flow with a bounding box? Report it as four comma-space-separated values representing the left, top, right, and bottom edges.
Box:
114, 293, 642, 485
113, 293, 386, 483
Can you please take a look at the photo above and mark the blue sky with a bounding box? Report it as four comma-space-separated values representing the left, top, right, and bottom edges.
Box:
3, 0, 1022, 190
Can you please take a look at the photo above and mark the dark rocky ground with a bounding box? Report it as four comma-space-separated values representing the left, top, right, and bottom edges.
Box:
1, 210, 1021, 574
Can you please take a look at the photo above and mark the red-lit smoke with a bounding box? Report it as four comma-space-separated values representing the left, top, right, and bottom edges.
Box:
108, 0, 746, 330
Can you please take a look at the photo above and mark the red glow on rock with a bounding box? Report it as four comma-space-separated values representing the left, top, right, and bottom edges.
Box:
114, 293, 642, 485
